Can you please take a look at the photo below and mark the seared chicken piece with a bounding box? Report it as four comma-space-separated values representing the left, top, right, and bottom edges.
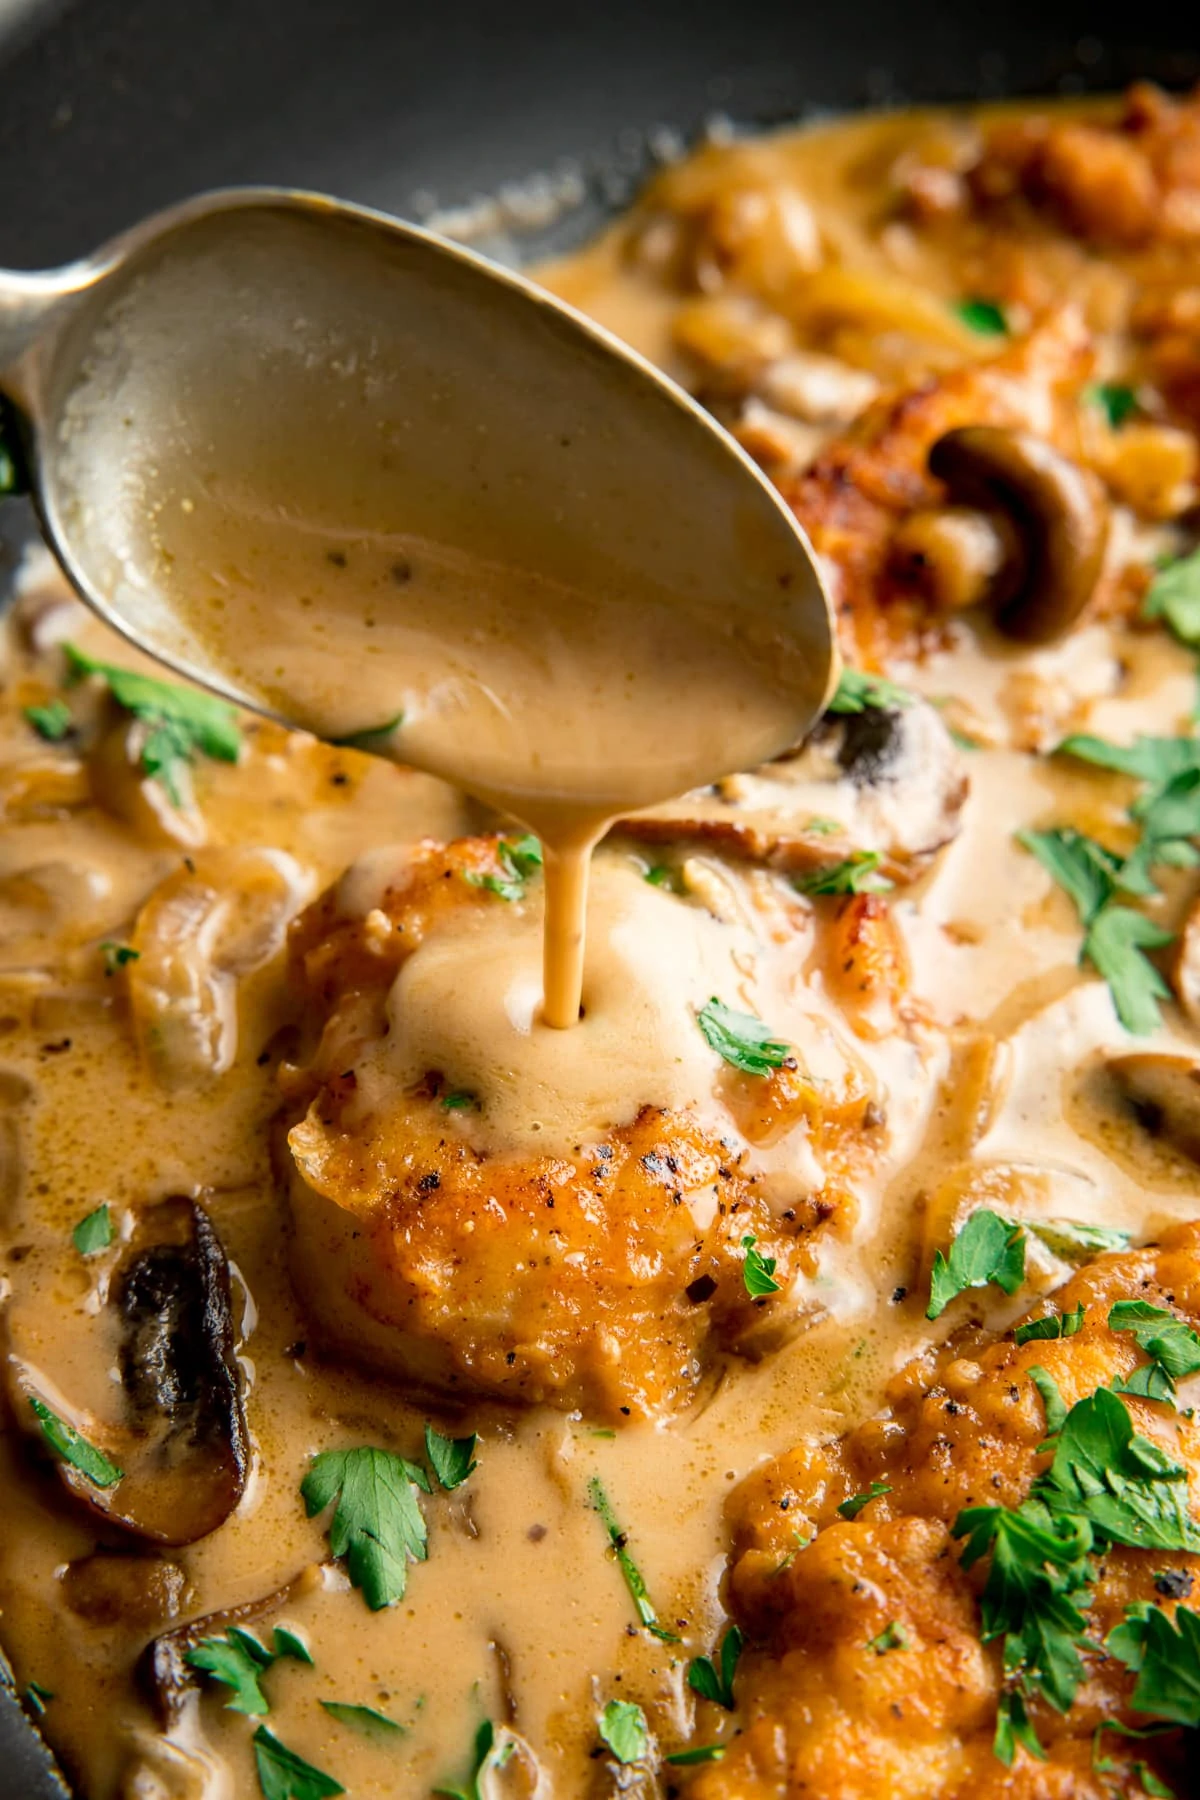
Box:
688, 1225, 1200, 1799
283, 837, 886, 1423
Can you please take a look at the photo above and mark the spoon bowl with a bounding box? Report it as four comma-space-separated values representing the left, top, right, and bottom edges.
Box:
0, 187, 836, 814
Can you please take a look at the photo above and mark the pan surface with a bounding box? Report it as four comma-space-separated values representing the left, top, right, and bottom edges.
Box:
0, 0, 1194, 1792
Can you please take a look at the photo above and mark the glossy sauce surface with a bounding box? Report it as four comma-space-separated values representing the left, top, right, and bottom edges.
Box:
4, 88, 1200, 1800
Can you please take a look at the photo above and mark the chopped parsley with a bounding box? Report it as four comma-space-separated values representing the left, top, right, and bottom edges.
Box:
1014, 1302, 1085, 1347
827, 667, 914, 714
252, 1726, 343, 1800
955, 297, 1008, 335
441, 1090, 477, 1112
688, 1626, 743, 1710
433, 1720, 509, 1800
1109, 1299, 1200, 1407
1025, 1218, 1132, 1262
955, 1381, 1200, 1760
643, 863, 681, 889
795, 850, 893, 896
100, 941, 139, 976
804, 816, 841, 836
927, 1209, 1026, 1319
300, 1445, 429, 1610
465, 833, 544, 902
1092, 1720, 1175, 1796
424, 1423, 478, 1491
1144, 547, 1200, 648
29, 1396, 122, 1488
24, 1683, 53, 1716
598, 1699, 649, 1764
1087, 382, 1138, 428
697, 997, 790, 1076
866, 1620, 909, 1654
1017, 825, 1173, 1034
837, 1481, 893, 1521
185, 1630, 274, 1716
332, 712, 404, 751
1108, 1601, 1200, 1727
665, 1744, 727, 1765
185, 1624, 312, 1715
64, 642, 241, 807
588, 1474, 679, 1642
319, 1700, 405, 1738
24, 699, 72, 741
741, 1234, 781, 1298
72, 1203, 113, 1256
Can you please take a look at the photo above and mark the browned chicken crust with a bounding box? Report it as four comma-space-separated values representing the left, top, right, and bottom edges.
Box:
282, 837, 878, 1422
685, 1224, 1200, 1799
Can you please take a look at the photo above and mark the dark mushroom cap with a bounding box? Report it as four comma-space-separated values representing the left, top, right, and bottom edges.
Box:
38, 1197, 251, 1546
928, 425, 1109, 643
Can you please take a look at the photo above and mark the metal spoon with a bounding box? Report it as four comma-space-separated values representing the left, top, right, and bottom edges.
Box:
0, 186, 835, 783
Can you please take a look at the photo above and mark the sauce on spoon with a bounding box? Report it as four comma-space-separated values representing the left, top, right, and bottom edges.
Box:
46, 201, 834, 1024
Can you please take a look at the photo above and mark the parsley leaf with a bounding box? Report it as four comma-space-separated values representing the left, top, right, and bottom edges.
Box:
464, 834, 543, 902
100, 941, 139, 976
319, 1700, 405, 1738
1108, 1601, 1200, 1726
1084, 906, 1174, 1035
24, 699, 72, 741
666, 1744, 727, 1765
1014, 1303, 1085, 1347
687, 1626, 742, 1710
994, 1689, 1047, 1766
433, 1721, 510, 1800
827, 667, 914, 713
1029, 1366, 1068, 1436
271, 1628, 312, 1664
1088, 383, 1138, 428
956, 296, 1008, 335
741, 1234, 781, 1297
424, 1423, 478, 1491
252, 1726, 343, 1800
64, 643, 241, 806
697, 998, 790, 1076
866, 1620, 909, 1654
301, 1446, 429, 1610
588, 1474, 679, 1643
332, 713, 404, 751
1058, 733, 1200, 787
72, 1203, 113, 1256
795, 850, 893, 895
598, 1699, 649, 1764
927, 1210, 1026, 1319
185, 1631, 273, 1715
837, 1481, 892, 1521
1024, 1218, 1131, 1263
1144, 548, 1200, 648
643, 863, 681, 890
1109, 1300, 1200, 1407
29, 1396, 122, 1488
1017, 826, 1119, 925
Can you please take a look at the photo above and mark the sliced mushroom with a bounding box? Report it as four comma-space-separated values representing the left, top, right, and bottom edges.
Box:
140, 1565, 322, 1725
14, 1197, 249, 1544
1108, 1053, 1200, 1166
619, 694, 966, 880
62, 1551, 193, 1629
128, 847, 313, 1090
925, 425, 1110, 642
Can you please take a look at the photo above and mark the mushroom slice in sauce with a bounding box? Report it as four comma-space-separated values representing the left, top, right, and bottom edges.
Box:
140, 1565, 321, 1726
1108, 1053, 1200, 1166
620, 696, 967, 877
14, 1197, 249, 1544
924, 425, 1110, 642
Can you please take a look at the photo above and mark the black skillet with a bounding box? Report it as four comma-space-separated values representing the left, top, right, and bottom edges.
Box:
0, 0, 1193, 1792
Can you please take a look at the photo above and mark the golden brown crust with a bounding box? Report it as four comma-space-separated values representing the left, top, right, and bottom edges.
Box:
282, 837, 874, 1421
687, 1224, 1200, 1799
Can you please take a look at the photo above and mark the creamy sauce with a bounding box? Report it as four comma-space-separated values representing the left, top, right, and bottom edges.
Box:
3, 89, 1200, 1800
43, 207, 832, 1027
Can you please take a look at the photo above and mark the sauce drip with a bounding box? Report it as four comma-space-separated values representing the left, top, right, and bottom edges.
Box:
47, 203, 832, 1026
